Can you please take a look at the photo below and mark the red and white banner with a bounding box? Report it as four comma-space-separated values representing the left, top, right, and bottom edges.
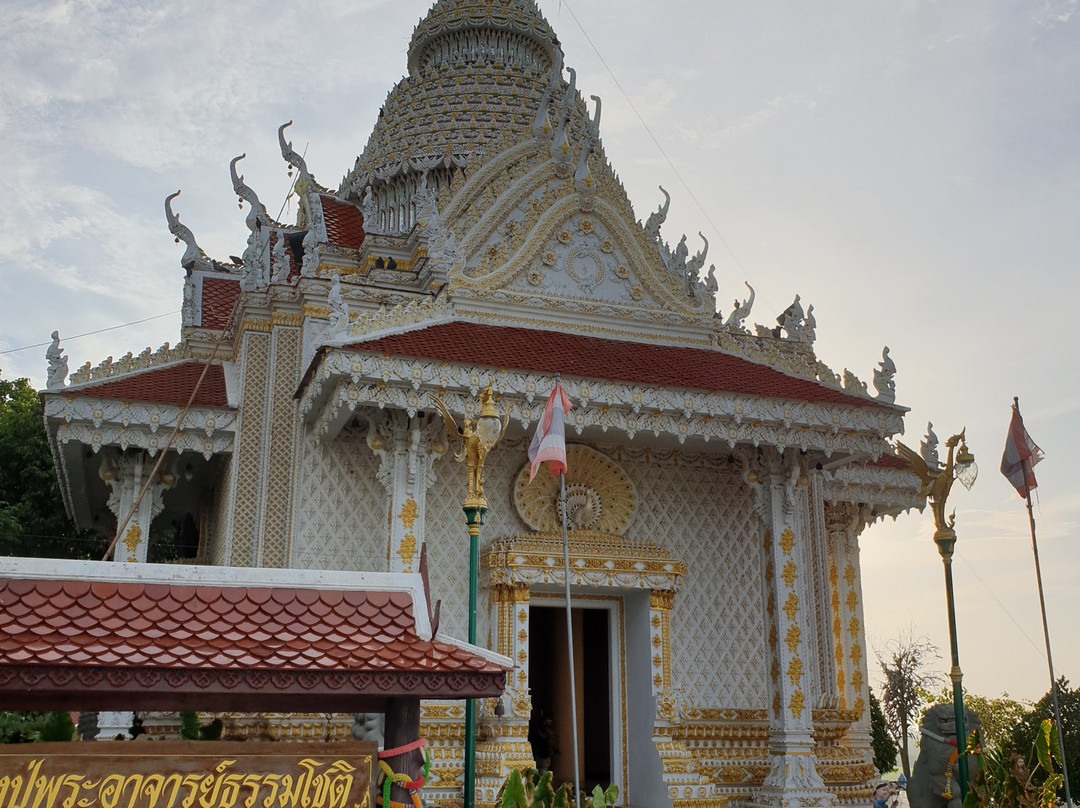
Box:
528, 382, 572, 482
1000, 402, 1044, 498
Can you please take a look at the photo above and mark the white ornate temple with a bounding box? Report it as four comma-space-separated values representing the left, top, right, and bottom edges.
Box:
40, 2, 921, 807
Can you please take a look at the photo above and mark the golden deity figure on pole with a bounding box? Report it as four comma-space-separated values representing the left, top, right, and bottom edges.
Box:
432, 381, 509, 510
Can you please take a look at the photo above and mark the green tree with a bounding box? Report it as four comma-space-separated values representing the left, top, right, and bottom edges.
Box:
878, 633, 942, 779
38, 711, 75, 742
931, 687, 1031, 751
1009, 678, 1078, 799
0, 371, 106, 558
0, 712, 44, 744
870, 687, 900, 774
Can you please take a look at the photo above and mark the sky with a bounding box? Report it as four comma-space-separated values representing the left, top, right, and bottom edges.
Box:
0, 0, 1077, 704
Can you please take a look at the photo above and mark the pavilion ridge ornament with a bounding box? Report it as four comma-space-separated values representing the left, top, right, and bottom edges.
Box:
67, 342, 195, 385
873, 347, 897, 403
45, 331, 68, 389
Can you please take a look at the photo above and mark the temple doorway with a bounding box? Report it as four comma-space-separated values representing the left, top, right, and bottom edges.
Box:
528, 600, 621, 795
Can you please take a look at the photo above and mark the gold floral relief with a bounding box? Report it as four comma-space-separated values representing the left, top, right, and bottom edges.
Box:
782, 593, 800, 621
790, 689, 806, 719
779, 528, 796, 556
785, 624, 801, 654
398, 498, 418, 530
787, 657, 803, 687
122, 524, 142, 554
398, 531, 417, 569
782, 560, 798, 588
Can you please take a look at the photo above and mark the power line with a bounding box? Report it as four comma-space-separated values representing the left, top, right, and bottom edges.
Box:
0, 312, 180, 355
553, 0, 767, 310
955, 548, 1046, 659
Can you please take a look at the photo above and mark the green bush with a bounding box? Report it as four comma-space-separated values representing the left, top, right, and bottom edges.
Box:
498, 768, 618, 808
38, 711, 74, 742
964, 719, 1063, 808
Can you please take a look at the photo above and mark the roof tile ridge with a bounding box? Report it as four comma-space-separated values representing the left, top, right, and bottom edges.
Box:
341, 294, 457, 347
708, 325, 906, 413
63, 344, 210, 388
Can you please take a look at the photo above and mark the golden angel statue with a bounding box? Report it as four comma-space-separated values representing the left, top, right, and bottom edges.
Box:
431, 381, 509, 508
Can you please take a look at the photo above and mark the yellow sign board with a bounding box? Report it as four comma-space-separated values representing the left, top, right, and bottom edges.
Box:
0, 741, 375, 808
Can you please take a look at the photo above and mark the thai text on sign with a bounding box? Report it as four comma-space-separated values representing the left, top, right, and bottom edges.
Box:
0, 741, 374, 808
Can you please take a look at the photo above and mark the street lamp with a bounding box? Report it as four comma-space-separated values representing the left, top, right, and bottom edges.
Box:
432, 381, 508, 808
897, 424, 978, 798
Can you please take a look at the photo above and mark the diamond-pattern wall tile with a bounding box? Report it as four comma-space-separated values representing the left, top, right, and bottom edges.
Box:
614, 449, 768, 708
230, 332, 271, 567
294, 424, 388, 571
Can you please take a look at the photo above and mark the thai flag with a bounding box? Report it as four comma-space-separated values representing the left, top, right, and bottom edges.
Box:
529, 382, 572, 482
1001, 402, 1044, 498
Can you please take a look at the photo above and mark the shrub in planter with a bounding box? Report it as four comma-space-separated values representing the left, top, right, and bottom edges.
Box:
497, 768, 618, 808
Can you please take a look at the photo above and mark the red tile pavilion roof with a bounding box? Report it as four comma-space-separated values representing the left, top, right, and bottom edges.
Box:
322, 196, 366, 249
348, 321, 891, 409
0, 561, 507, 712
64, 362, 230, 409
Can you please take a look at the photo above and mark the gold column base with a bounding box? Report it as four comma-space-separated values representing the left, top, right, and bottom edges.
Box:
474, 717, 535, 808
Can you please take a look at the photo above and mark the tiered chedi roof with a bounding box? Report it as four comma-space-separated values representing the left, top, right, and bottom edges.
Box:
40, 0, 918, 530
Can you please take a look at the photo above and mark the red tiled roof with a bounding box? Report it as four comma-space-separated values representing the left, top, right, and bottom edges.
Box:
66, 362, 229, 408
201, 276, 241, 330
350, 322, 890, 409
322, 196, 366, 249
0, 570, 507, 711
870, 453, 910, 470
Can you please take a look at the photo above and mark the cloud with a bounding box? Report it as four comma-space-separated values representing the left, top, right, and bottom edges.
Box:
1033, 0, 1078, 27
715, 93, 819, 142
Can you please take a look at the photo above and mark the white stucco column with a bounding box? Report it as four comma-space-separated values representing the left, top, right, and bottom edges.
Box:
825, 502, 874, 757
96, 450, 176, 739
99, 451, 176, 563
746, 449, 837, 808
366, 411, 445, 573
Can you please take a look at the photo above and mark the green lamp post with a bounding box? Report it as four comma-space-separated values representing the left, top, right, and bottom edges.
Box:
432, 382, 508, 808
898, 425, 978, 798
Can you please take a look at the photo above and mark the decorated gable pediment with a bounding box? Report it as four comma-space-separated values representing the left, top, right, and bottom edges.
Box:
493, 204, 678, 313
429, 138, 717, 321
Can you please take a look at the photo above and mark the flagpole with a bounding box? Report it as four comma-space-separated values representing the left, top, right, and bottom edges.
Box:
529, 373, 582, 803
553, 371, 582, 806
1015, 397, 1073, 808
559, 470, 583, 807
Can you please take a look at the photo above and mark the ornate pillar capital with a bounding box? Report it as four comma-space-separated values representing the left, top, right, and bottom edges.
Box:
99, 450, 177, 563
365, 411, 446, 572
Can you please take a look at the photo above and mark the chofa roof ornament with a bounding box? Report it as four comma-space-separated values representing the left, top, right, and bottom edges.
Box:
278, 121, 313, 185
230, 154, 273, 235
164, 191, 216, 274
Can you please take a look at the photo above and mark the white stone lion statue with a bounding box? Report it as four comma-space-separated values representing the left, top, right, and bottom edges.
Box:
908, 703, 982, 808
